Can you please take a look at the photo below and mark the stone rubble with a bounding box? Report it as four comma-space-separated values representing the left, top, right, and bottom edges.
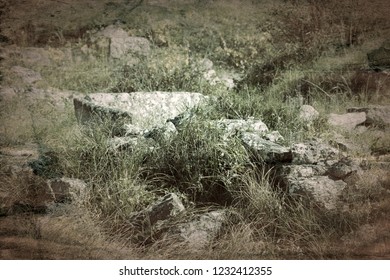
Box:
91, 25, 151, 59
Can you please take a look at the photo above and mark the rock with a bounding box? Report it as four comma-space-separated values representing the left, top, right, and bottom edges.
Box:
288, 176, 347, 211
11, 66, 42, 84
216, 118, 269, 137
175, 210, 227, 250
47, 177, 87, 203
199, 58, 213, 71
291, 140, 339, 164
73, 93, 132, 132
142, 193, 185, 226
367, 40, 390, 70
348, 105, 390, 127
273, 163, 327, 191
94, 25, 150, 59
143, 121, 178, 141
327, 158, 362, 185
74, 92, 208, 135
263, 131, 284, 143
241, 132, 292, 163
129, 193, 185, 243
200, 60, 240, 89
329, 133, 363, 153
279, 164, 328, 180
328, 112, 366, 130
218, 72, 236, 89
299, 105, 319, 123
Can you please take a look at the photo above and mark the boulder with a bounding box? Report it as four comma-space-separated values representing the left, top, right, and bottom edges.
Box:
143, 121, 178, 141
129, 193, 185, 243
216, 118, 269, 137
327, 158, 362, 185
241, 132, 292, 163
329, 133, 363, 153
141, 193, 185, 226
348, 105, 390, 127
278, 164, 328, 180
93, 25, 150, 59
74, 92, 208, 135
328, 112, 366, 130
175, 210, 227, 250
288, 176, 347, 211
291, 140, 339, 164
263, 130, 284, 143
299, 105, 319, 123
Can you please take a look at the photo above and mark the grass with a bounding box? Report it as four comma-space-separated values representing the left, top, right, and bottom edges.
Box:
1, 0, 389, 259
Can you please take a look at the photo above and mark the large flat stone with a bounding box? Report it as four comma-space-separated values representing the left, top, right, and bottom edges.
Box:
328, 112, 366, 130
74, 92, 208, 134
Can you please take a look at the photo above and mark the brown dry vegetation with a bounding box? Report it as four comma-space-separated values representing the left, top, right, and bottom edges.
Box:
1, 0, 390, 259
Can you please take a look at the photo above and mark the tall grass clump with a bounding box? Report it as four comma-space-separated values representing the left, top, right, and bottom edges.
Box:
57, 121, 156, 222
142, 118, 250, 205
